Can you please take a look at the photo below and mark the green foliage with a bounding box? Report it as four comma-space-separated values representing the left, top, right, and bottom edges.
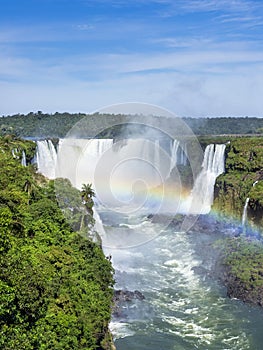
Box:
220, 237, 263, 297
213, 137, 263, 228
185, 116, 263, 136
0, 112, 262, 139
0, 136, 114, 349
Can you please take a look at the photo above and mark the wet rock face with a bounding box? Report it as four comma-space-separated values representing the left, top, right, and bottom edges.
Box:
114, 289, 145, 302
221, 267, 263, 307
213, 137, 263, 228
112, 290, 145, 318
149, 213, 244, 236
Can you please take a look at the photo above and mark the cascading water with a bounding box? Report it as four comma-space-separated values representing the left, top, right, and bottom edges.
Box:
12, 148, 26, 165
11, 148, 18, 159
190, 144, 226, 214
168, 140, 188, 177
36, 138, 226, 215
35, 137, 263, 350
242, 197, 250, 228
178, 141, 188, 166
36, 140, 57, 179
56, 138, 114, 189
56, 138, 175, 208
169, 139, 180, 174
21, 150, 27, 166
242, 181, 259, 229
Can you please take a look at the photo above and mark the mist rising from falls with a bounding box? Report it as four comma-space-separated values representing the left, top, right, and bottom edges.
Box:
35, 139, 226, 216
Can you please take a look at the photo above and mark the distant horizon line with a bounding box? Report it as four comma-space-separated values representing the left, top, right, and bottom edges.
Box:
1, 111, 263, 119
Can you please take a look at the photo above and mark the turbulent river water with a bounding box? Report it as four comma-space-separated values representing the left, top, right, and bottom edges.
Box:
35, 138, 263, 349
101, 211, 263, 350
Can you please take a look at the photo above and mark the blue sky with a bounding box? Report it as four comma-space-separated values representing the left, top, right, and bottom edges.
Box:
1, 0, 263, 116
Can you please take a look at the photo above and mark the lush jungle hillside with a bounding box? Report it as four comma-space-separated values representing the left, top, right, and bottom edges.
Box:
210, 136, 263, 306
0, 135, 114, 350
213, 136, 263, 228
0, 112, 262, 138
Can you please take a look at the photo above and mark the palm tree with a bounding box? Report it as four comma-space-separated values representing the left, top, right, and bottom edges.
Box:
80, 184, 95, 231
81, 184, 95, 214
24, 176, 37, 205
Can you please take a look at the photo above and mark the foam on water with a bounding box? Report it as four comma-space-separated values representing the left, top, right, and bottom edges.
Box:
104, 217, 262, 350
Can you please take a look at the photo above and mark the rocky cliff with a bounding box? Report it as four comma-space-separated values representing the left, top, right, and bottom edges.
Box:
213, 137, 263, 228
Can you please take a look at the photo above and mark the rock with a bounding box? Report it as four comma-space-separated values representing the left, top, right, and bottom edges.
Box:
113, 289, 145, 302
112, 289, 145, 318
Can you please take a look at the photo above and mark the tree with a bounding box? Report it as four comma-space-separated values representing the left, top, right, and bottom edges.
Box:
0, 137, 114, 349
81, 183, 95, 216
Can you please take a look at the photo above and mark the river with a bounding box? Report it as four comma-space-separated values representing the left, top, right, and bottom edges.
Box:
35, 137, 263, 349
101, 211, 263, 350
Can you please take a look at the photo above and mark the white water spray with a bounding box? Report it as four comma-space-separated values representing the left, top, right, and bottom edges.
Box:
242, 198, 250, 228
169, 139, 180, 174
190, 144, 226, 214
21, 151, 26, 166
36, 140, 57, 179
35, 138, 226, 216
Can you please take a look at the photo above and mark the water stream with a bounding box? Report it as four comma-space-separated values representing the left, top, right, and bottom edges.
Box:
102, 212, 263, 350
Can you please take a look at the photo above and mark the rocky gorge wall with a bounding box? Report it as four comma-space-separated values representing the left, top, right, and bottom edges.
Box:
212, 137, 263, 228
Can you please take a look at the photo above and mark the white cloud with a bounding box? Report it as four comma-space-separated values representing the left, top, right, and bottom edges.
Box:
0, 0, 262, 117
1, 61, 263, 117
175, 0, 258, 13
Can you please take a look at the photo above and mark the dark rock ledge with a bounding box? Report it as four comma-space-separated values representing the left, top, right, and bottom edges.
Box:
112, 289, 145, 318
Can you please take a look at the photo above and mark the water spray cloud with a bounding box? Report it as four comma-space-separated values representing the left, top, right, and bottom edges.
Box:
54, 103, 205, 248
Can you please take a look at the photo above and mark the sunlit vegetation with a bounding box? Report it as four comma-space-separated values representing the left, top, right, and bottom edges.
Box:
213, 137, 263, 227
219, 237, 263, 305
0, 112, 262, 138
0, 135, 114, 349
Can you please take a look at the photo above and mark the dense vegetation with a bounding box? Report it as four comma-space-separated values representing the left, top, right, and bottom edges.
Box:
213, 137, 263, 228
184, 117, 263, 135
0, 136, 114, 349
208, 136, 263, 307
1, 114, 263, 318
0, 112, 262, 138
219, 237, 263, 306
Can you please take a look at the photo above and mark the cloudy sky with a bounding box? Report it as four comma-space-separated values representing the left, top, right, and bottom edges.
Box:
1, 0, 263, 117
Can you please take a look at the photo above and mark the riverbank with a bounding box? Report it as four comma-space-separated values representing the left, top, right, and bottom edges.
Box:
148, 212, 263, 308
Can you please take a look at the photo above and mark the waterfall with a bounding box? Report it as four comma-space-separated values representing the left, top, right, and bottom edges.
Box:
169, 139, 180, 174
56, 138, 178, 209
21, 151, 27, 166
242, 181, 259, 228
242, 197, 250, 227
38, 137, 183, 188
93, 207, 106, 241
178, 142, 188, 166
11, 148, 19, 159
168, 139, 188, 178
38, 137, 228, 215
36, 140, 57, 179
190, 144, 226, 214
56, 138, 114, 189
35, 139, 226, 216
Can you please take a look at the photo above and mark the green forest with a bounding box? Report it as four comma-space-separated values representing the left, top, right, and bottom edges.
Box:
0, 112, 262, 138
0, 135, 114, 349
1, 116, 263, 347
